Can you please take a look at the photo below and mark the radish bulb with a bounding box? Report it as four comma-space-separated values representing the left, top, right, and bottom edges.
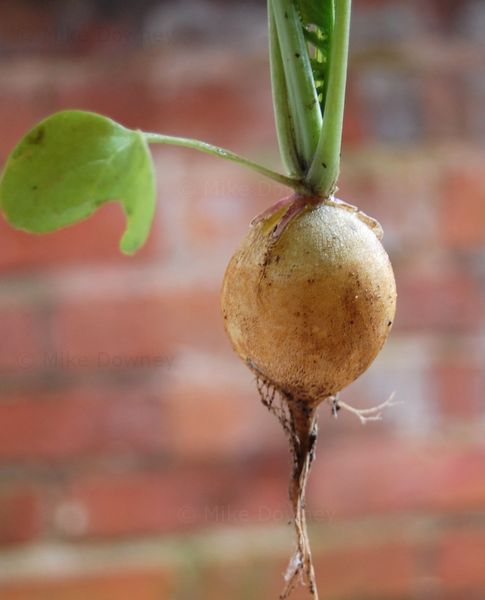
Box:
222, 195, 396, 402
221, 194, 396, 596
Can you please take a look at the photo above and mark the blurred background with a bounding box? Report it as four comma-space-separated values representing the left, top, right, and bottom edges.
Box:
0, 0, 484, 598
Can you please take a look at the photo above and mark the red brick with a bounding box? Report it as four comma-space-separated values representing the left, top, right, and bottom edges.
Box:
163, 366, 283, 461
0, 570, 171, 600
338, 152, 438, 253
193, 561, 268, 600
0, 384, 168, 463
441, 166, 485, 249
68, 22, 136, 57
158, 57, 273, 147
342, 73, 366, 146
178, 159, 288, 258
262, 540, 417, 600
309, 438, 485, 518
154, 539, 415, 600
337, 170, 378, 217
0, 4, 56, 56
443, 593, 484, 600
152, 79, 275, 148
0, 364, 280, 465
431, 361, 482, 419
0, 488, 41, 545
52, 288, 228, 367
56, 74, 163, 136
49, 460, 287, 539
0, 203, 160, 273
438, 529, 485, 591
312, 542, 415, 599
0, 92, 40, 161
422, 74, 461, 139
0, 307, 45, 373
395, 268, 481, 332
55, 54, 274, 148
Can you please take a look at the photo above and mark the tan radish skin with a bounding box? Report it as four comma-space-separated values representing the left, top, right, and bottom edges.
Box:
221, 198, 397, 403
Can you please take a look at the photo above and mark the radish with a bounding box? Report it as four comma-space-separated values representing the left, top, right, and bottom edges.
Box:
0, 1, 396, 598
222, 196, 396, 403
221, 193, 396, 596
222, 3, 396, 595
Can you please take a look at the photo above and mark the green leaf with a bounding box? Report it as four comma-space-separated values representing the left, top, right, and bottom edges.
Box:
0, 110, 156, 254
297, 0, 334, 31
296, 0, 335, 113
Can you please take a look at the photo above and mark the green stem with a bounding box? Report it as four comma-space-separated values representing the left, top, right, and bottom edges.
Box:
305, 0, 351, 197
270, 0, 322, 171
143, 132, 307, 193
268, 1, 302, 178
320, 1, 335, 113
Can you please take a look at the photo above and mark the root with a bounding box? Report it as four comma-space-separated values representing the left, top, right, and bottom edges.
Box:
257, 377, 320, 599
255, 374, 399, 599
282, 399, 319, 599
329, 392, 399, 424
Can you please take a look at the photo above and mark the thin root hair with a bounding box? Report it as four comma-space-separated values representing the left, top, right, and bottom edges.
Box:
329, 391, 400, 425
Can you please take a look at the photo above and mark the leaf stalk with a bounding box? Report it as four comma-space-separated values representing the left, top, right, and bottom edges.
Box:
144, 132, 308, 193
305, 0, 352, 196
270, 0, 322, 172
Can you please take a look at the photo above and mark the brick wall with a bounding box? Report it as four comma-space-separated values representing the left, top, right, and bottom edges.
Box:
0, 1, 484, 598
